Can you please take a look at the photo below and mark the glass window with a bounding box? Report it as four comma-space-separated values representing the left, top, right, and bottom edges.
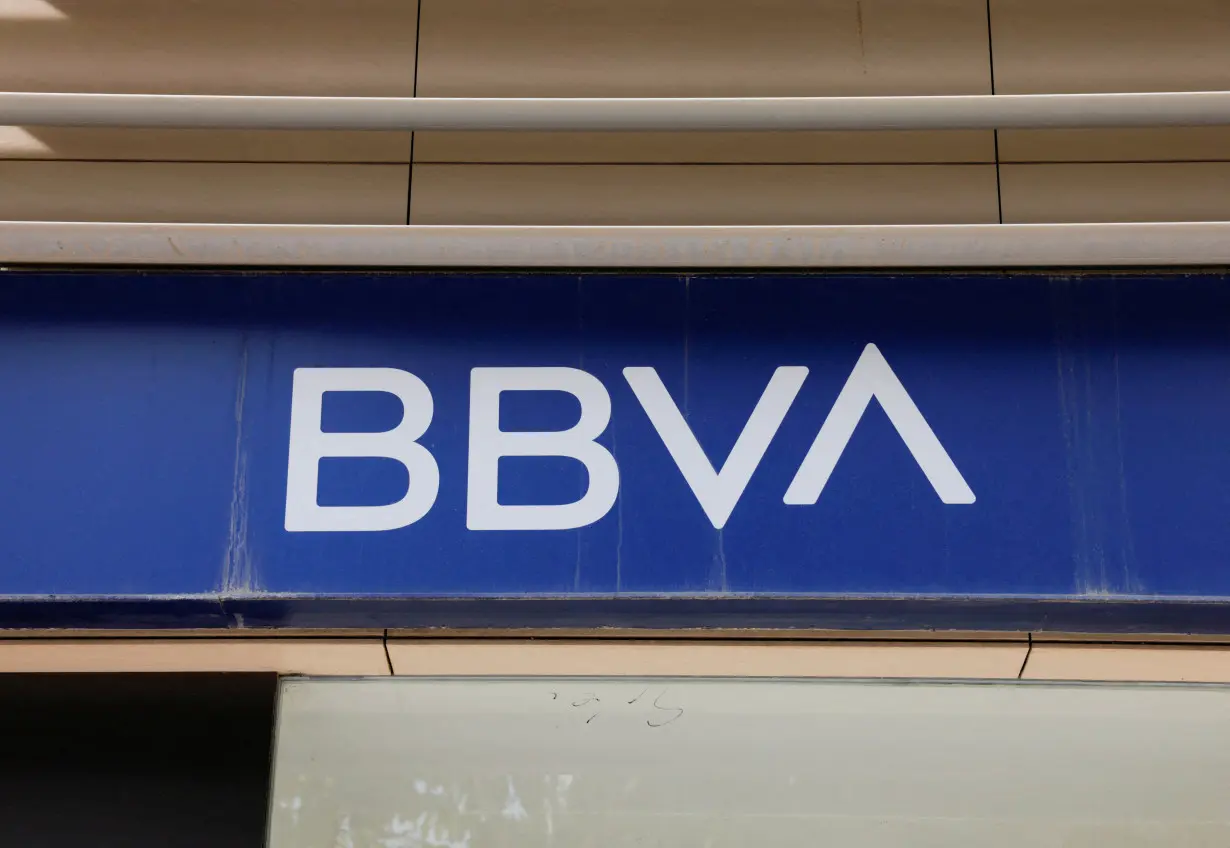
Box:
268, 677, 1230, 847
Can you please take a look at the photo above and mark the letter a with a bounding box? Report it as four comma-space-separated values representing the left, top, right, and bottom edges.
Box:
783, 344, 975, 505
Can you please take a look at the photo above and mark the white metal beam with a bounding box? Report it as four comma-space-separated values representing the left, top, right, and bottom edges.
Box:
3, 91, 1230, 131
3, 222, 1229, 268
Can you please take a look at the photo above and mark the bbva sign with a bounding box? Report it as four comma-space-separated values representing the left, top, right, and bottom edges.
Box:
285, 344, 974, 533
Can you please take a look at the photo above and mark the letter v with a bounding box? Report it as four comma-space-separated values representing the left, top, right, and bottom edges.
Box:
783, 343, 975, 505
624, 366, 809, 529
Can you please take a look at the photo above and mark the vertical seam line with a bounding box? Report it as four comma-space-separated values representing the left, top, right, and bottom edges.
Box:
986, 0, 1004, 224
1017, 632, 1034, 678
406, 0, 425, 225
383, 628, 395, 675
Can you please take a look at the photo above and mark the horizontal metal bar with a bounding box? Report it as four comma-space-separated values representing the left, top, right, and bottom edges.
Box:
3, 222, 1230, 268
4, 91, 1230, 131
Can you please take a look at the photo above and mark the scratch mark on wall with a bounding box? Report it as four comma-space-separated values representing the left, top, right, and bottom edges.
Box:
1084, 354, 1109, 594
1110, 292, 1142, 594
573, 530, 583, 592
855, 1, 868, 72
710, 528, 729, 592
612, 424, 624, 593
335, 814, 355, 848
575, 277, 587, 594
648, 689, 684, 727
542, 789, 554, 839
1052, 280, 1092, 593
683, 276, 692, 422
1052, 279, 1139, 597
221, 337, 257, 595
502, 776, 529, 822
380, 812, 470, 848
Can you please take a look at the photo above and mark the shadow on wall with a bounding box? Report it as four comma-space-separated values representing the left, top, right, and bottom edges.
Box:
0, 0, 66, 154
0, 673, 277, 848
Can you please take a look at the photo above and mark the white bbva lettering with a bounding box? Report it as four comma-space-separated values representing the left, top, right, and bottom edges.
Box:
623, 366, 808, 529
283, 349, 973, 533
285, 367, 439, 532
466, 367, 619, 531
783, 344, 975, 505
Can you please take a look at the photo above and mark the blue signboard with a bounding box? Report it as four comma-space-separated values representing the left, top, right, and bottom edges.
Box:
2, 269, 1230, 631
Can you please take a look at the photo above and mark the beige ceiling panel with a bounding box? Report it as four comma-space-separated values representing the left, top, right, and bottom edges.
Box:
0, 128, 412, 164
999, 128, 1230, 164
0, 161, 409, 223
991, 0, 1230, 161
1001, 163, 1230, 222
414, 0, 993, 163
388, 640, 1029, 678
415, 131, 993, 165
419, 0, 991, 96
410, 163, 999, 224
0, 0, 418, 161
991, 0, 1230, 94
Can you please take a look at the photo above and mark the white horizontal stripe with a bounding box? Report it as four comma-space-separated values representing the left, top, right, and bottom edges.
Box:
3, 91, 1230, 131
3, 221, 1229, 268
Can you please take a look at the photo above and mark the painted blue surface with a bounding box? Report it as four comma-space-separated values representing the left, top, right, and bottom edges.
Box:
1, 269, 1229, 628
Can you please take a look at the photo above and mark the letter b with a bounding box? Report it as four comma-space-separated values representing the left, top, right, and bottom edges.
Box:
467, 367, 619, 530
285, 368, 439, 532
